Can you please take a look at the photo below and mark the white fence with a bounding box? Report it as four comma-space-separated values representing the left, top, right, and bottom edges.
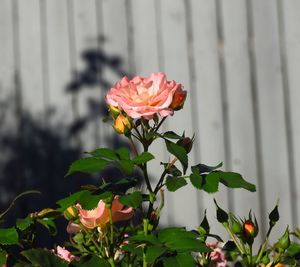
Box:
0, 0, 300, 242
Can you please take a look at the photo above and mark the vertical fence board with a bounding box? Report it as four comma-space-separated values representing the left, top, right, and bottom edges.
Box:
221, 0, 261, 233
189, 0, 229, 234
46, 1, 73, 129
17, 0, 45, 117
251, 0, 292, 237
158, 0, 199, 228
72, 0, 100, 151
281, 0, 300, 228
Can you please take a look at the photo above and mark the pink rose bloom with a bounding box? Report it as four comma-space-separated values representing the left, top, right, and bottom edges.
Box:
56, 246, 79, 262
106, 72, 186, 120
208, 243, 228, 267
78, 196, 134, 229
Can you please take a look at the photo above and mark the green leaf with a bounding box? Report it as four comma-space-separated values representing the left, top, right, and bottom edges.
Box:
0, 227, 18, 245
56, 190, 88, 211
132, 152, 155, 164
163, 131, 182, 139
218, 171, 256, 192
286, 242, 300, 258
116, 147, 130, 160
191, 162, 223, 174
70, 255, 110, 267
190, 173, 203, 189
117, 159, 134, 174
158, 228, 211, 253
119, 192, 143, 208
89, 148, 118, 160
22, 249, 68, 267
78, 191, 113, 210
0, 249, 7, 265
202, 173, 220, 193
130, 234, 160, 245
37, 218, 57, 236
163, 253, 196, 267
16, 217, 33, 231
146, 245, 167, 264
165, 141, 188, 174
66, 158, 109, 176
165, 176, 187, 192
161, 163, 182, 177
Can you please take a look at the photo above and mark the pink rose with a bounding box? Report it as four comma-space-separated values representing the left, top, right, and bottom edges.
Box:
78, 196, 134, 229
208, 243, 228, 267
56, 246, 79, 262
106, 72, 186, 120
66, 222, 81, 234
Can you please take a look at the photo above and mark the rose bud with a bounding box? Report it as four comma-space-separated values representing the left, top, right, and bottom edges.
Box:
169, 86, 187, 111
278, 227, 290, 251
230, 213, 242, 234
109, 105, 121, 118
243, 219, 258, 244
176, 135, 195, 154
64, 206, 78, 221
113, 114, 132, 135
198, 210, 210, 237
269, 203, 280, 227
214, 199, 228, 225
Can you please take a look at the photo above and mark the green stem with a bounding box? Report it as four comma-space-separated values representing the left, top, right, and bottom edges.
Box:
224, 224, 245, 256
108, 257, 116, 267
154, 116, 167, 132
249, 244, 253, 267
108, 208, 114, 244
256, 225, 274, 264
129, 136, 139, 156
143, 219, 149, 267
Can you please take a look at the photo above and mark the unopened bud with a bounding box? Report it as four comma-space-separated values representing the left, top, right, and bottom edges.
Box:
170, 87, 187, 111
64, 206, 78, 221
198, 210, 210, 238
109, 105, 121, 117
214, 199, 228, 224
113, 114, 132, 134
176, 135, 194, 154
269, 204, 280, 227
278, 227, 290, 251
230, 213, 242, 234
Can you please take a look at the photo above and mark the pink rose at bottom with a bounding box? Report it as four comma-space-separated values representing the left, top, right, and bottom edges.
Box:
208, 243, 228, 267
78, 196, 134, 229
56, 246, 79, 262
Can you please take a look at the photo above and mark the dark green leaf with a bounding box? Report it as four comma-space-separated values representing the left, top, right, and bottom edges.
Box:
66, 158, 109, 176
161, 163, 182, 176
0, 250, 7, 265
70, 255, 110, 267
146, 245, 167, 264
130, 234, 160, 245
202, 173, 220, 193
165, 141, 188, 174
190, 173, 203, 189
163, 253, 196, 267
191, 162, 223, 174
165, 176, 187, 192
22, 249, 68, 267
116, 147, 130, 160
119, 192, 143, 208
89, 148, 118, 160
163, 131, 182, 139
0, 227, 18, 245
286, 242, 300, 258
79, 191, 113, 210
117, 159, 134, 174
16, 217, 33, 231
132, 152, 155, 164
218, 171, 256, 192
56, 190, 88, 211
37, 218, 57, 236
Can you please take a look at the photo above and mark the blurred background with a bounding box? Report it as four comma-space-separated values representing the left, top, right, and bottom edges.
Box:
0, 0, 299, 245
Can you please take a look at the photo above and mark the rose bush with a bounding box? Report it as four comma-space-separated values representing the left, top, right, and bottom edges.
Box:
106, 72, 186, 119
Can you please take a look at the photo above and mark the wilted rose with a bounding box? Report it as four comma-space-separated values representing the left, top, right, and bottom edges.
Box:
106, 72, 186, 120
78, 196, 134, 229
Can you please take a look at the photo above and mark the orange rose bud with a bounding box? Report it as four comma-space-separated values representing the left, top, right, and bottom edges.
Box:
64, 206, 78, 221
169, 87, 187, 111
114, 114, 132, 134
243, 219, 257, 238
